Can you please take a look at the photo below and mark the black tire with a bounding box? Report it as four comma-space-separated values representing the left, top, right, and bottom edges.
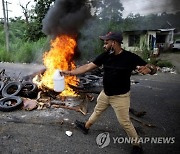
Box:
79, 77, 90, 85
0, 96, 23, 112
2, 81, 22, 97
20, 81, 38, 98
85, 75, 101, 80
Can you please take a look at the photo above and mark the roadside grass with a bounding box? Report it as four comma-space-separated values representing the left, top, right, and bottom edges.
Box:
0, 37, 49, 63
0, 47, 12, 62
149, 57, 174, 68
156, 59, 174, 68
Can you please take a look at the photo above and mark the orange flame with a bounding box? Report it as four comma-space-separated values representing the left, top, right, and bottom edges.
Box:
33, 35, 78, 96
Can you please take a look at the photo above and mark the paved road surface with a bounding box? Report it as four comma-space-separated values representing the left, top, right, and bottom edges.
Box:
0, 62, 45, 79
0, 63, 180, 154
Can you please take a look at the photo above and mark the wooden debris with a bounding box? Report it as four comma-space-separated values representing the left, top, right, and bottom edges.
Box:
50, 94, 89, 115
77, 94, 89, 115
86, 93, 94, 102
39, 84, 59, 99
36, 91, 42, 101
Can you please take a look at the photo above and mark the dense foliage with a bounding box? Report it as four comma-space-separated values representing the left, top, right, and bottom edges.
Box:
26, 0, 55, 41
0, 0, 179, 63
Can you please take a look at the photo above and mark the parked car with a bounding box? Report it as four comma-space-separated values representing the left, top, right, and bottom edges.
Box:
173, 39, 180, 50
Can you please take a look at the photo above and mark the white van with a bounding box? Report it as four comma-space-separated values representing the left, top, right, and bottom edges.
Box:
173, 39, 180, 50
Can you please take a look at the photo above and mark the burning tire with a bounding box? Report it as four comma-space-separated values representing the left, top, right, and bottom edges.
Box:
0, 96, 23, 112
85, 75, 101, 80
20, 81, 38, 98
2, 81, 22, 97
79, 77, 91, 85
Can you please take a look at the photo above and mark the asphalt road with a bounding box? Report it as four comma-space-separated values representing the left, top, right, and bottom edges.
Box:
0, 63, 180, 154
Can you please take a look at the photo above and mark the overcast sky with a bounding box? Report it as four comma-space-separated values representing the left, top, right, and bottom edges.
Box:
0, 0, 180, 19
0, 0, 35, 19
121, 0, 180, 17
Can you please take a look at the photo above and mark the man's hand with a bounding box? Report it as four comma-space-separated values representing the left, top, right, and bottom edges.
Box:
136, 64, 157, 75
136, 66, 151, 75
61, 70, 72, 76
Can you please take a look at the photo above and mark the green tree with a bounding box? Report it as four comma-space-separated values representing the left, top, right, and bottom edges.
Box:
93, 0, 124, 22
26, 0, 55, 41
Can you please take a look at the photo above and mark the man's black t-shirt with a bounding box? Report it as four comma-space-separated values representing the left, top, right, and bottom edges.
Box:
93, 50, 147, 96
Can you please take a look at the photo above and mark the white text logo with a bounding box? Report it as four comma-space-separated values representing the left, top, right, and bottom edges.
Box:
96, 132, 110, 148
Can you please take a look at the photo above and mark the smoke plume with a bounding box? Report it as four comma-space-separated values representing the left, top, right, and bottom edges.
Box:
42, 0, 91, 37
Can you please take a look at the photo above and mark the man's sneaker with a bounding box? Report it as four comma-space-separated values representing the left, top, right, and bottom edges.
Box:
131, 145, 143, 154
75, 120, 89, 134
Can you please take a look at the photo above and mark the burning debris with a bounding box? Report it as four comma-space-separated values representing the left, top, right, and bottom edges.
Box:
32, 35, 79, 97
36, 0, 93, 97
0, 67, 96, 115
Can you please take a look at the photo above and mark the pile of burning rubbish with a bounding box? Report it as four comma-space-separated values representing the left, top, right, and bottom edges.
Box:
0, 67, 102, 115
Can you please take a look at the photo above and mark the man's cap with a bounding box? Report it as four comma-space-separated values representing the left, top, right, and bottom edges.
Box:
99, 32, 123, 44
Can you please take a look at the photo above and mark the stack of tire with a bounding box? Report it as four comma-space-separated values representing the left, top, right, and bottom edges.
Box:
0, 81, 38, 112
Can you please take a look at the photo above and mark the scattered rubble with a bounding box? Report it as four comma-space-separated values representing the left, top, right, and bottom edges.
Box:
158, 67, 177, 74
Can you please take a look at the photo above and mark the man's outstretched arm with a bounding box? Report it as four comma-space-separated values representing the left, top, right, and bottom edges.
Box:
62, 62, 98, 76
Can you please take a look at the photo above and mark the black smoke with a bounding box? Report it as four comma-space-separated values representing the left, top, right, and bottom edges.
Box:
42, 0, 91, 37
170, 0, 180, 13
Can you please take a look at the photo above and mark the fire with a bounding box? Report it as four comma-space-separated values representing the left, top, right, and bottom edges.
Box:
33, 35, 78, 96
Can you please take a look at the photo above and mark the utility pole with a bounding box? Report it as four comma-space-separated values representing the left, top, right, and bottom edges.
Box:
2, 0, 10, 52
5, 1, 9, 24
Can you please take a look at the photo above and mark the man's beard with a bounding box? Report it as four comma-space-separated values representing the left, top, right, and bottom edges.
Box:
107, 46, 114, 54
104, 45, 113, 51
